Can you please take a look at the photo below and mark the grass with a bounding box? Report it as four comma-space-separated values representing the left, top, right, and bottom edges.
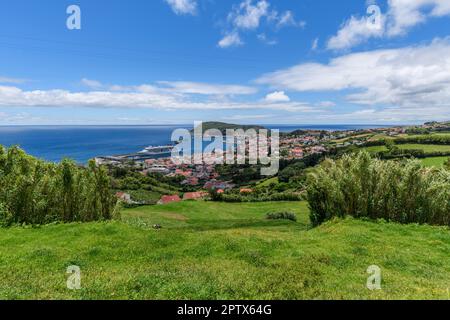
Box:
420, 157, 449, 168
363, 144, 450, 154
1, 201, 450, 300
255, 177, 279, 188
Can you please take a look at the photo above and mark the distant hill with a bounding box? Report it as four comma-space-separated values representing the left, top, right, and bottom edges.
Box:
192, 122, 266, 134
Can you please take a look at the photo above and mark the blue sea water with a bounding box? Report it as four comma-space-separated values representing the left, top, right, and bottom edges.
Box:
0, 124, 394, 163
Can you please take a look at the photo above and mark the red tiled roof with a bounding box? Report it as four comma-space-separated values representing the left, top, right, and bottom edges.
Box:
183, 192, 207, 200
159, 195, 181, 204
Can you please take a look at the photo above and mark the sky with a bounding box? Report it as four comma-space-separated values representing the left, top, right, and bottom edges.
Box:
0, 0, 449, 125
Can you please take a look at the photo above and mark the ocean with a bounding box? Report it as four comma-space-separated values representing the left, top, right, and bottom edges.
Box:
0, 125, 393, 163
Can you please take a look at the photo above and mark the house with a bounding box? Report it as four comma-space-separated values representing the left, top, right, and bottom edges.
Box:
181, 177, 199, 186
148, 165, 170, 175
116, 192, 132, 203
175, 169, 192, 177
183, 192, 208, 200
291, 147, 304, 159
240, 188, 253, 194
203, 179, 235, 190
157, 195, 181, 205
116, 192, 140, 205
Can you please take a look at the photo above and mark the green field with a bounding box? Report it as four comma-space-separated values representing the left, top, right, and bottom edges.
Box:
1, 201, 450, 300
364, 144, 450, 154
420, 157, 449, 168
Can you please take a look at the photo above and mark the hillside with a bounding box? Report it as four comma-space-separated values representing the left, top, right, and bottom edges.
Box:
1, 201, 449, 299
192, 122, 266, 134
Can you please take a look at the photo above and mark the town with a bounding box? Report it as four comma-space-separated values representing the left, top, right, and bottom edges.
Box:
94, 121, 423, 206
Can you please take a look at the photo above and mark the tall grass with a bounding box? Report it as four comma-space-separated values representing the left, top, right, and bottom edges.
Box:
0, 146, 118, 226
307, 151, 450, 226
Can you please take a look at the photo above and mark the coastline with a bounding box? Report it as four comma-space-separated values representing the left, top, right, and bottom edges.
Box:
0, 124, 404, 163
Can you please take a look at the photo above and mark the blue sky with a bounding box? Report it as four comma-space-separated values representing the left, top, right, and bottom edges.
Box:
0, 0, 449, 125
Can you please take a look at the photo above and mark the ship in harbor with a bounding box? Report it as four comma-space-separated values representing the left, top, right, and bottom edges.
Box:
95, 145, 175, 165
138, 145, 174, 156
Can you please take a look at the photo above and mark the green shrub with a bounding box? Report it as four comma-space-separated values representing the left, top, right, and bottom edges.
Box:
266, 211, 297, 222
0, 145, 118, 226
307, 151, 450, 227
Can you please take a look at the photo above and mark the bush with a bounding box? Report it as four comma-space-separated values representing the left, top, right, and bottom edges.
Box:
0, 146, 118, 226
212, 192, 304, 203
307, 151, 450, 227
266, 212, 297, 222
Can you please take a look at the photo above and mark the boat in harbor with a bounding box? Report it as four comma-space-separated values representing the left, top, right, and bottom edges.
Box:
138, 145, 174, 156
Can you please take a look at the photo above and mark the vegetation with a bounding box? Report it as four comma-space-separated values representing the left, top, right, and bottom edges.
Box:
0, 146, 117, 226
307, 151, 450, 227
193, 121, 266, 134
110, 168, 182, 204
210, 189, 303, 203
445, 158, 450, 170
266, 211, 297, 222
1, 200, 450, 299
421, 157, 450, 168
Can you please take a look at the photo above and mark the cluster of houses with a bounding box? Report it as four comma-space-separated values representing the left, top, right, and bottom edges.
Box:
280, 127, 408, 160
142, 158, 219, 186
109, 125, 415, 207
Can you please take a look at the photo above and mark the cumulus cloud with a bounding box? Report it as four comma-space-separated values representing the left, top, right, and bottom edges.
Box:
218, 32, 244, 48
265, 91, 290, 102
327, 13, 385, 50
164, 0, 197, 15
0, 80, 314, 113
327, 0, 450, 50
219, 0, 304, 48
230, 0, 270, 30
257, 38, 450, 110
387, 0, 450, 36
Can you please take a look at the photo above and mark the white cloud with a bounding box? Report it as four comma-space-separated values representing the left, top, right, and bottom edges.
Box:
158, 81, 257, 95
265, 91, 290, 102
230, 0, 270, 30
0, 76, 27, 84
387, 0, 450, 36
164, 0, 197, 15
311, 37, 319, 50
257, 38, 450, 110
257, 33, 277, 45
327, 0, 450, 50
218, 32, 244, 48
220, 0, 304, 48
276, 11, 306, 29
317, 101, 336, 107
0, 81, 315, 113
228, 0, 305, 30
81, 78, 103, 89
327, 14, 384, 50
223, 114, 274, 121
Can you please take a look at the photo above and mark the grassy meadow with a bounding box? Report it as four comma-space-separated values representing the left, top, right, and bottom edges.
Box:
420, 157, 449, 167
363, 144, 450, 154
1, 201, 450, 300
